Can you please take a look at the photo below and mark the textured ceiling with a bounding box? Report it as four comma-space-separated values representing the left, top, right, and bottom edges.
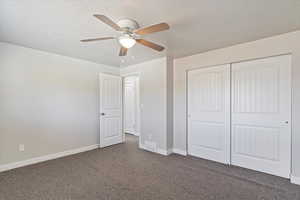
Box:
1, 0, 300, 67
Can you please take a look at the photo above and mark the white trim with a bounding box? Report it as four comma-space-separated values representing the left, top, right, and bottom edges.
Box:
139, 143, 148, 151
156, 148, 172, 156
156, 148, 166, 155
125, 130, 140, 137
134, 132, 140, 137
139, 143, 155, 153
139, 143, 171, 156
124, 130, 136, 135
0, 144, 99, 173
172, 148, 187, 156
291, 175, 300, 185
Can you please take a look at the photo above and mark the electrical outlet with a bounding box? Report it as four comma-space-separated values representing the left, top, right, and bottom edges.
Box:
19, 144, 25, 152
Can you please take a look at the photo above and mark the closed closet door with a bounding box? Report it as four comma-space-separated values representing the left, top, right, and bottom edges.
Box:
188, 64, 231, 164
231, 55, 291, 178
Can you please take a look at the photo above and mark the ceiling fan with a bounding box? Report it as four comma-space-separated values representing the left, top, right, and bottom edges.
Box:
81, 15, 170, 56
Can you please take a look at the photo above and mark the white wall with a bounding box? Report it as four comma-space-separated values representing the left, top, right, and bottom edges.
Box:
121, 58, 169, 152
0, 42, 119, 165
173, 30, 300, 178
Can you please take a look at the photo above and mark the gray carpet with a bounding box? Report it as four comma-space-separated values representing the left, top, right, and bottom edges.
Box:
0, 134, 299, 200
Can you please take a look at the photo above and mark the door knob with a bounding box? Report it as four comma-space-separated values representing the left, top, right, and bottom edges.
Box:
285, 121, 289, 124
101, 113, 105, 116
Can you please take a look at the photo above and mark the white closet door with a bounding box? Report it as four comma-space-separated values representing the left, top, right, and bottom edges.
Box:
99, 73, 123, 148
124, 77, 137, 134
231, 55, 291, 178
188, 64, 231, 164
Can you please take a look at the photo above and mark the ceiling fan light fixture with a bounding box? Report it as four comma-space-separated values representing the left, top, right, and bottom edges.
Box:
118, 35, 136, 49
81, 15, 169, 56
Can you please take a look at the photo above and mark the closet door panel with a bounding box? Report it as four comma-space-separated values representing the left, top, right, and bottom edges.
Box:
231, 55, 291, 178
188, 65, 231, 164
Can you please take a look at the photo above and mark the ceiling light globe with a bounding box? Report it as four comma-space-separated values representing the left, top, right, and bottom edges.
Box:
118, 35, 136, 49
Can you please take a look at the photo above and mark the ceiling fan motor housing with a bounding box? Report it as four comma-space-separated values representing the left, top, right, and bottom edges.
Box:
117, 19, 140, 32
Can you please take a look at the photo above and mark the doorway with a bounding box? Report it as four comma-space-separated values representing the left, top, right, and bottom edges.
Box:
123, 75, 140, 146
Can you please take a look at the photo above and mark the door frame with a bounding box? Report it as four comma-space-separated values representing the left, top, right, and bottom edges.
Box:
121, 72, 142, 148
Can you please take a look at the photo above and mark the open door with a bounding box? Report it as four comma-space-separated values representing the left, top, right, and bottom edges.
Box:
99, 73, 123, 148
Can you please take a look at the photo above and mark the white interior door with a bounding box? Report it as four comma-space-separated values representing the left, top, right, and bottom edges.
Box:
124, 76, 137, 135
99, 73, 123, 148
188, 64, 231, 164
231, 55, 291, 178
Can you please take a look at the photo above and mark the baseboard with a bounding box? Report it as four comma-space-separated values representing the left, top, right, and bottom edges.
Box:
172, 148, 187, 156
156, 148, 172, 156
291, 175, 300, 185
124, 130, 140, 137
139, 144, 157, 154
124, 131, 135, 135
0, 144, 99, 173
139, 144, 149, 151
139, 143, 171, 156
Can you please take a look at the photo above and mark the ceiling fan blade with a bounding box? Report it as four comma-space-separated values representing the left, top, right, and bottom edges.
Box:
134, 23, 170, 35
136, 39, 165, 51
80, 37, 115, 42
94, 14, 121, 31
119, 47, 128, 56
